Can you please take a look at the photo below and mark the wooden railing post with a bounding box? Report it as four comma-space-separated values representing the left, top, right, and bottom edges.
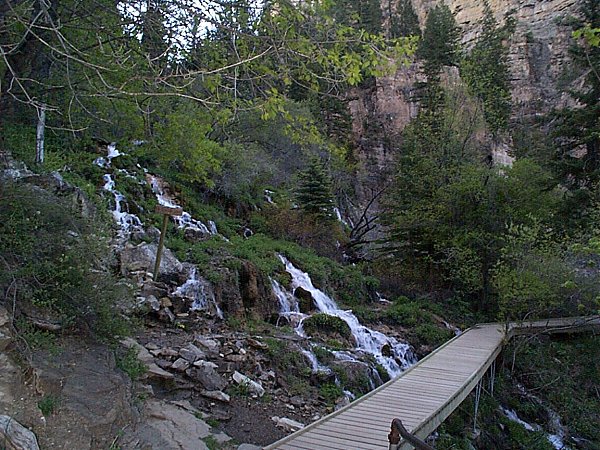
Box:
389, 419, 435, 450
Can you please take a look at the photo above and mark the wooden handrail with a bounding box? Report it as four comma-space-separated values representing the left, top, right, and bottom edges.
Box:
388, 418, 435, 450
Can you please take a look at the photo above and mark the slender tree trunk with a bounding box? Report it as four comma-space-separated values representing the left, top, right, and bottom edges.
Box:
35, 105, 46, 164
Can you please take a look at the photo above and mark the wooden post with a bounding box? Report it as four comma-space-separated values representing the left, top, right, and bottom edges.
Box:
153, 205, 183, 281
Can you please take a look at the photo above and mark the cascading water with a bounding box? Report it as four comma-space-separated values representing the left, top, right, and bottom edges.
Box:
147, 174, 219, 236
101, 174, 143, 237
500, 407, 571, 450
276, 254, 416, 378
173, 267, 223, 319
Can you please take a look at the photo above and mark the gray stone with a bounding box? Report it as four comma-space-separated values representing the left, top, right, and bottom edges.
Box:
271, 416, 305, 432
0, 415, 40, 450
179, 343, 206, 363
0, 331, 12, 352
194, 336, 220, 355
232, 371, 264, 397
199, 390, 230, 403
171, 358, 190, 372
120, 400, 209, 450
237, 444, 262, 450
186, 366, 227, 391
120, 242, 183, 279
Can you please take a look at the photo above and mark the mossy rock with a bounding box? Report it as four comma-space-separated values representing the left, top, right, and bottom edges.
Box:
302, 313, 353, 346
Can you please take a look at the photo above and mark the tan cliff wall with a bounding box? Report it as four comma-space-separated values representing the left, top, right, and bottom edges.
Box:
345, 0, 584, 241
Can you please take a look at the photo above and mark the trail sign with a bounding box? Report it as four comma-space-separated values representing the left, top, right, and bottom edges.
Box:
153, 204, 183, 281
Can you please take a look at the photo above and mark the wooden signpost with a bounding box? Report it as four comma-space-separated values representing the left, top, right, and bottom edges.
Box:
153, 204, 183, 281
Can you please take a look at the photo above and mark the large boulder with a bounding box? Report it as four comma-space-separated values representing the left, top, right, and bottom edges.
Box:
0, 416, 40, 450
120, 242, 184, 280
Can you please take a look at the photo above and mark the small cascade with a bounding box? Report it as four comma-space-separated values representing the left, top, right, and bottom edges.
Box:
333, 207, 350, 227
264, 189, 275, 204
301, 348, 331, 375
101, 174, 143, 237
94, 143, 122, 168
173, 267, 223, 319
147, 174, 218, 236
500, 407, 572, 450
276, 255, 416, 378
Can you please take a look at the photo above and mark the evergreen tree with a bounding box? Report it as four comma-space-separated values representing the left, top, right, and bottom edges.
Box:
461, 1, 515, 133
334, 0, 383, 35
552, 0, 600, 217
296, 158, 335, 220
389, 0, 421, 39
417, 4, 461, 80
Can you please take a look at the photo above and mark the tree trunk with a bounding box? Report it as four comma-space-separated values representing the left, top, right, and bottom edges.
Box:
35, 105, 46, 164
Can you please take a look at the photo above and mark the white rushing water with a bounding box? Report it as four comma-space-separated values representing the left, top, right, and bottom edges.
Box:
500, 407, 571, 450
173, 267, 223, 319
275, 255, 415, 378
148, 174, 219, 236
101, 174, 143, 237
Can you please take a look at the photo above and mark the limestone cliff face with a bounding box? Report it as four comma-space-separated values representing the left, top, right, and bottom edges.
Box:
415, 0, 582, 115
346, 0, 583, 238
355, 0, 583, 143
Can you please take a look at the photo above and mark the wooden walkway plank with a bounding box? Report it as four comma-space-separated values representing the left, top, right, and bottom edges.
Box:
265, 316, 599, 450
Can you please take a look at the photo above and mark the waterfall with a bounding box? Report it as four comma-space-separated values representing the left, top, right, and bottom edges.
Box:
147, 174, 218, 236
276, 254, 416, 378
500, 407, 572, 450
101, 174, 143, 237
173, 267, 223, 319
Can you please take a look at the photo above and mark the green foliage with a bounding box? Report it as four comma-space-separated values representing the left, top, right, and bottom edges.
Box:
116, 348, 147, 381
461, 2, 515, 132
151, 106, 226, 188
296, 157, 335, 220
303, 313, 352, 339
0, 182, 132, 340
389, 0, 421, 39
37, 394, 60, 417
319, 382, 343, 404
551, 0, 600, 220
418, 4, 461, 78
414, 323, 453, 347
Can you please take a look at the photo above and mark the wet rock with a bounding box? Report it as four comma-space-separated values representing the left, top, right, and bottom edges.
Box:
294, 287, 315, 313
120, 242, 183, 280
186, 366, 227, 391
179, 343, 206, 363
200, 390, 231, 403
184, 227, 211, 243
271, 416, 305, 432
140, 280, 169, 299
0, 415, 40, 450
232, 371, 265, 398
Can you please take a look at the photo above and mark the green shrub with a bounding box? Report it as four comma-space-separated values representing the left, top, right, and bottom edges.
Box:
116, 348, 147, 380
303, 313, 351, 339
319, 382, 343, 404
38, 394, 60, 416
414, 323, 453, 347
0, 183, 133, 341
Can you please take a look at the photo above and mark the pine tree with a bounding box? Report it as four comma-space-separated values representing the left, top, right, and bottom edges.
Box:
417, 4, 461, 80
389, 0, 421, 39
553, 0, 600, 212
296, 158, 335, 220
461, 1, 515, 133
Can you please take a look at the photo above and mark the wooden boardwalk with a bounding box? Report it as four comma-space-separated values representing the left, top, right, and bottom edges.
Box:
265, 316, 599, 450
